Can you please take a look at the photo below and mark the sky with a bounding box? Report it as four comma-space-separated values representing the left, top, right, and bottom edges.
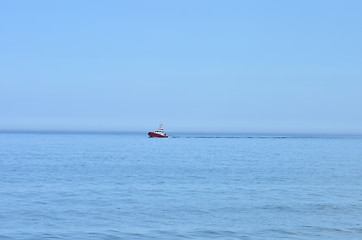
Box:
1, 0, 361, 133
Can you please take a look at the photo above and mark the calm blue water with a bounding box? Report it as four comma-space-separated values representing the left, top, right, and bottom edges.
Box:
1, 132, 362, 240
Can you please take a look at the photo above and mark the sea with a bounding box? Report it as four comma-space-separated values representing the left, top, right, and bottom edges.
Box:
1, 131, 362, 240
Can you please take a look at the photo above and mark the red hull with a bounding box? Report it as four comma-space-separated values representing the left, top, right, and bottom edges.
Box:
148, 132, 168, 138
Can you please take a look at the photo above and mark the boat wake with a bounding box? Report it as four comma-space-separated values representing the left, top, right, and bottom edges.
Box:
170, 135, 359, 139
171, 136, 288, 139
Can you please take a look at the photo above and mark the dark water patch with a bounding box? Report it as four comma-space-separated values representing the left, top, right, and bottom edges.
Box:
0, 235, 14, 240
299, 225, 355, 239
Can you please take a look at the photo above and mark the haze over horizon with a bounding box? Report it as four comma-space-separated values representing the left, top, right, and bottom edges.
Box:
1, 1, 361, 133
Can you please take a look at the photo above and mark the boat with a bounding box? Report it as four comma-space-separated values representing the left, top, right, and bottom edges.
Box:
148, 124, 168, 138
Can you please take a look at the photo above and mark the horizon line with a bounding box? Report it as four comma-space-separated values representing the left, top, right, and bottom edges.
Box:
1, 129, 362, 136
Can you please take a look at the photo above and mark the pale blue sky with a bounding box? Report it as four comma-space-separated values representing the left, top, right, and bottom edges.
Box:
1, 0, 361, 133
